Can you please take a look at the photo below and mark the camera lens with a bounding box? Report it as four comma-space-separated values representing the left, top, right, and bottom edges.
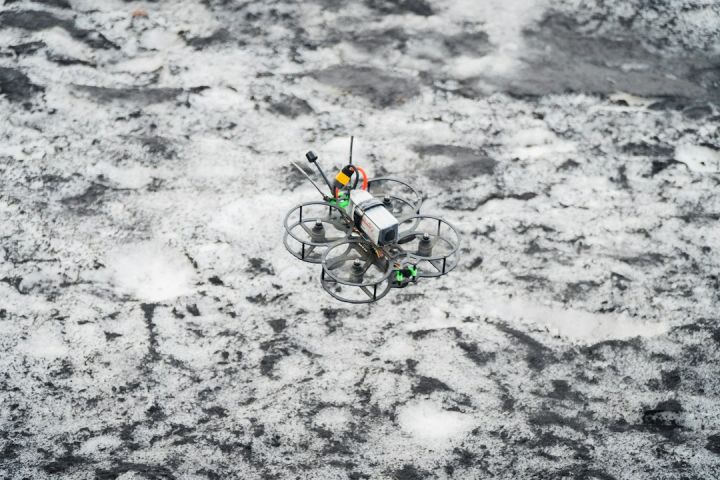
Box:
383, 229, 397, 243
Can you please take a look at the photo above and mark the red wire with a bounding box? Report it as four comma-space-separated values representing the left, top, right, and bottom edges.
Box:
355, 166, 368, 190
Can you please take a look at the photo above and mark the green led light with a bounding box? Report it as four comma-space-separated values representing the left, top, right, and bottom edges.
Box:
408, 265, 417, 276
396, 271, 404, 282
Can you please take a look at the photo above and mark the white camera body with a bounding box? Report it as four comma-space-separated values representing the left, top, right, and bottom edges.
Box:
347, 190, 399, 246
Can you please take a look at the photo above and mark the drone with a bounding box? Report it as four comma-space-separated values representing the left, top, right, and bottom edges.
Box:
283, 137, 460, 303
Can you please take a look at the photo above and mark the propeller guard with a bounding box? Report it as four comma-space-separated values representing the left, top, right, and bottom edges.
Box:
283, 202, 352, 263
397, 215, 460, 277
320, 238, 394, 303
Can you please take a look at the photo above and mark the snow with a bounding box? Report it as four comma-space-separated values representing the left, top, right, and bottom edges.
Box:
17, 324, 69, 358
676, 144, 720, 173
483, 297, 670, 342
101, 242, 196, 301
314, 407, 352, 431
87, 162, 162, 189
397, 400, 475, 448
1, 0, 719, 478
79, 436, 122, 454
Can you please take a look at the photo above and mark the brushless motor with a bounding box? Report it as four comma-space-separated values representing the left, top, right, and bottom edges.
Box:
417, 233, 433, 257
310, 219, 326, 242
350, 259, 365, 283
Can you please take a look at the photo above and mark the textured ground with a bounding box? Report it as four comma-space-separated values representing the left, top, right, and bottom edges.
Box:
1, 0, 720, 478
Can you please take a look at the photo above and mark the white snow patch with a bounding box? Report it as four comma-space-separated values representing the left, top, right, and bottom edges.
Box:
17, 266, 62, 293
318, 136, 370, 168
17, 323, 68, 358
208, 194, 283, 246
112, 55, 165, 74
377, 336, 415, 361
41, 27, 94, 62
484, 297, 669, 342
186, 136, 245, 179
165, 2, 220, 35
192, 87, 253, 112
675, 144, 720, 173
79, 435, 122, 454
88, 162, 161, 189
115, 473, 139, 480
276, 355, 312, 382
506, 126, 576, 160
102, 242, 196, 301
591, 92, 658, 112
397, 400, 474, 448
314, 407, 351, 431
140, 28, 183, 51
403, 305, 462, 333
443, 0, 547, 48
620, 62, 650, 73
512, 127, 559, 147
440, 0, 549, 80
448, 53, 522, 79
0, 142, 44, 161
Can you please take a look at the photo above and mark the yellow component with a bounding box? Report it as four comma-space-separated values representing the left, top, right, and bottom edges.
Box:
335, 171, 350, 185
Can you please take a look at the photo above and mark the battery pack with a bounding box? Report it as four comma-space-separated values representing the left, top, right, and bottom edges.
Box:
348, 190, 399, 246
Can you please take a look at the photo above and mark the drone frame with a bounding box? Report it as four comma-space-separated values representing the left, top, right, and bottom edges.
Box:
282, 142, 460, 304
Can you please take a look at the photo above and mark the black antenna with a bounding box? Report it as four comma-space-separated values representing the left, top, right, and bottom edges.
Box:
305, 151, 334, 195
349, 136, 354, 165
290, 161, 328, 199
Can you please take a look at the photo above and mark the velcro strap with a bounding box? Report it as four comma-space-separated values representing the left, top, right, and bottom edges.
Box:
353, 198, 384, 229
353, 210, 363, 229
357, 198, 383, 212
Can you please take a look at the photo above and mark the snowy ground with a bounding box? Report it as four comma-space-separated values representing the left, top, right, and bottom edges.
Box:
1, 0, 720, 478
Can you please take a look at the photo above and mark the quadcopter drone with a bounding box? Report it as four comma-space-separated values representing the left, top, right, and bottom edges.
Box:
283, 137, 460, 304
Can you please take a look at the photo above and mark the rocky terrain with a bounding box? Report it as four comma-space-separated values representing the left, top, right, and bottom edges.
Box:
1, 0, 719, 478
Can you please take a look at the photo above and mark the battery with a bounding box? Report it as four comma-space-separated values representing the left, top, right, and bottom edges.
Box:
348, 190, 399, 246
